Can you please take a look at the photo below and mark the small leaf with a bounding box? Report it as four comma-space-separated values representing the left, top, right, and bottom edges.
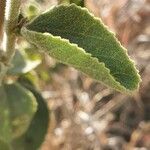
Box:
4, 83, 37, 139
70, 0, 84, 6
13, 84, 49, 150
21, 4, 141, 92
8, 50, 41, 75
23, 2, 40, 20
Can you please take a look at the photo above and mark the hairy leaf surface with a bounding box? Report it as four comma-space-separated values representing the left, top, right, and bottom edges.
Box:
21, 4, 141, 92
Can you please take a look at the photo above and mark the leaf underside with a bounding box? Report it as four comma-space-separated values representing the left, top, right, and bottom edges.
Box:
21, 4, 141, 92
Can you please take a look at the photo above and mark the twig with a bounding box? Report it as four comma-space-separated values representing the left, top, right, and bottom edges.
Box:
0, 0, 21, 84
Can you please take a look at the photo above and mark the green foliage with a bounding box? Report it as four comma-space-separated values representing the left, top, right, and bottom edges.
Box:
0, 86, 11, 144
0, 83, 37, 144
70, 0, 84, 6
0, 81, 49, 150
4, 83, 37, 139
8, 50, 41, 75
12, 81, 49, 150
0, 140, 10, 150
4, 84, 37, 138
23, 1, 40, 20
0, 2, 141, 150
21, 4, 140, 92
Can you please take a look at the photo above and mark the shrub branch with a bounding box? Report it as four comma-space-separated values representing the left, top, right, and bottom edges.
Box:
0, 0, 21, 84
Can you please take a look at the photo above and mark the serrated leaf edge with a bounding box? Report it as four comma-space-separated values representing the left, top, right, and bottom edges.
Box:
21, 4, 141, 93
22, 27, 135, 93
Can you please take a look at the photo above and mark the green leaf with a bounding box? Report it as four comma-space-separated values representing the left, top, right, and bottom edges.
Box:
23, 2, 40, 20
21, 4, 141, 92
13, 84, 49, 150
70, 0, 84, 6
0, 86, 11, 144
8, 50, 41, 75
0, 140, 10, 150
4, 83, 37, 139
0, 83, 37, 149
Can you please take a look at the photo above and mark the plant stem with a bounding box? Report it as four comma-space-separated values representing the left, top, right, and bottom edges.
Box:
0, 0, 21, 83
3, 0, 21, 60
0, 0, 5, 41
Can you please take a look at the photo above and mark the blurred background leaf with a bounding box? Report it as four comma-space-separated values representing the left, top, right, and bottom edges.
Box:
0, 140, 10, 150
0, 86, 11, 144
4, 83, 37, 139
8, 44, 41, 75
58, 0, 84, 6
13, 78, 49, 150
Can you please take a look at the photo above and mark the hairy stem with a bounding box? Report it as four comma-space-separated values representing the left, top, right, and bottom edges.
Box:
3, 0, 21, 60
0, 0, 21, 83
0, 0, 5, 41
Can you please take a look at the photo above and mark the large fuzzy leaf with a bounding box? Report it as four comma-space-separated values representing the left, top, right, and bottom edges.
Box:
21, 4, 141, 92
